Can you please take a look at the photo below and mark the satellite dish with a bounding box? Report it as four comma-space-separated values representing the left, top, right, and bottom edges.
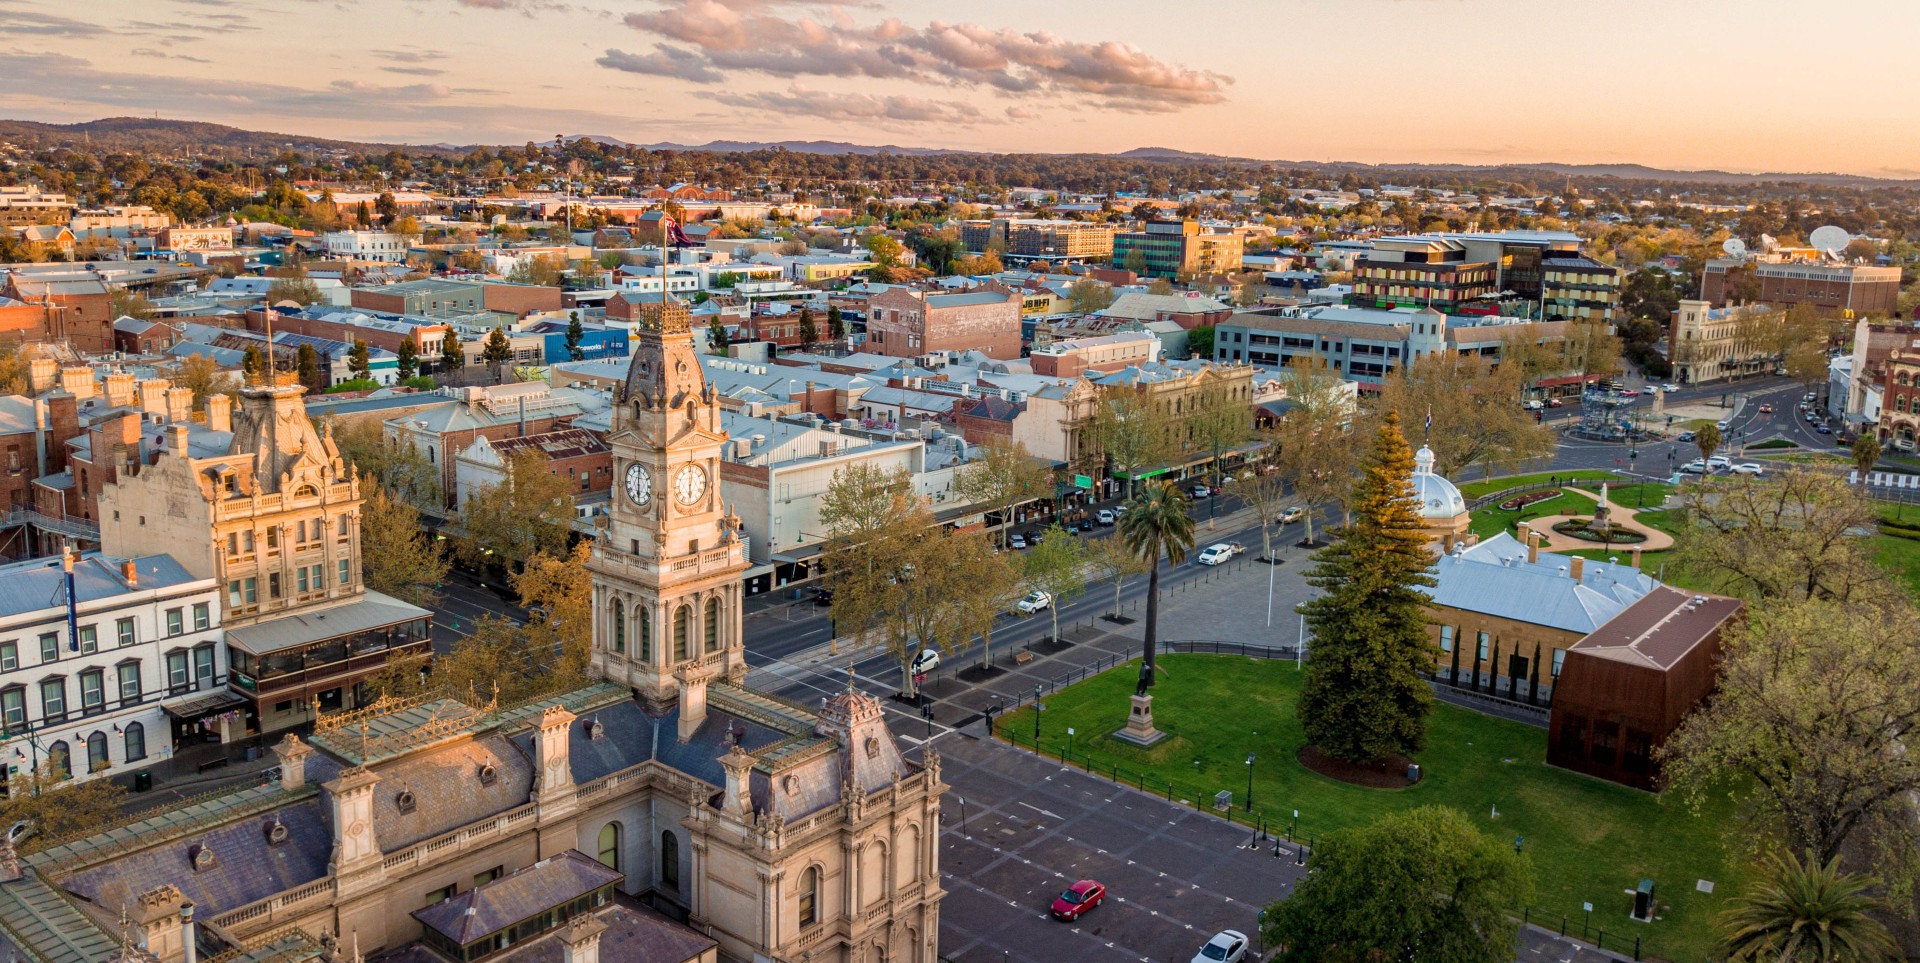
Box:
1809, 225, 1851, 256
1722, 238, 1748, 258
1759, 233, 1779, 252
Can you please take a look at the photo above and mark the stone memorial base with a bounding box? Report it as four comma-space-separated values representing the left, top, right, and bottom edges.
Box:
1112, 693, 1167, 747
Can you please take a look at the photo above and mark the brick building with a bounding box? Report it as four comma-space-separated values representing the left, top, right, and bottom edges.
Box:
1547, 586, 1742, 790
952, 395, 1021, 445
1701, 256, 1900, 315
0, 271, 115, 352
1028, 331, 1161, 377
866, 285, 1022, 360
454, 426, 612, 510
245, 306, 452, 359
383, 382, 598, 507
113, 317, 183, 355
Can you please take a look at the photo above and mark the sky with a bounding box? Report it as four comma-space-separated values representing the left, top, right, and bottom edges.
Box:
1, 0, 1916, 177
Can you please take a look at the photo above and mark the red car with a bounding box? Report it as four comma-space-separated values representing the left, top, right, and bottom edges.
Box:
1051, 879, 1107, 921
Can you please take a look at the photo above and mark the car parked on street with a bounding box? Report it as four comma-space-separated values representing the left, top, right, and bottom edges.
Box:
1095, 508, 1117, 526
1732, 463, 1766, 475
1196, 542, 1245, 565
1663, 383, 1680, 392
1707, 455, 1733, 471
1642, 386, 1660, 396
1682, 459, 1707, 473
1008, 534, 1028, 550
1278, 506, 1306, 524
1193, 930, 1249, 963
1050, 880, 1106, 921
1818, 424, 1832, 434
910, 648, 940, 674
1015, 590, 1052, 614
1188, 483, 1211, 499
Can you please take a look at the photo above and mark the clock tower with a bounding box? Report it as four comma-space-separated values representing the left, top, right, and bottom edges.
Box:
588, 293, 748, 707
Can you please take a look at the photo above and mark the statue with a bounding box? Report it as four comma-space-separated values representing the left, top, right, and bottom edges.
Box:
1590, 483, 1613, 541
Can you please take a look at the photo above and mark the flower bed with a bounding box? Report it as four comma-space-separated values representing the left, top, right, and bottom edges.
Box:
1551, 518, 1647, 544
1498, 488, 1563, 511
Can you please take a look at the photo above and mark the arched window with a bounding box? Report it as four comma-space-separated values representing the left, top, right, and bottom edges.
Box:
124, 722, 146, 762
638, 606, 652, 662
597, 823, 621, 871
673, 607, 690, 661
798, 866, 819, 927
47, 740, 70, 781
85, 731, 108, 775
610, 599, 626, 654
1902, 373, 1911, 386
1902, 397, 1910, 414
703, 597, 719, 653
660, 831, 681, 892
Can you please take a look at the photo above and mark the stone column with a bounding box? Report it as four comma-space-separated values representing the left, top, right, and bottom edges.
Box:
272, 734, 313, 791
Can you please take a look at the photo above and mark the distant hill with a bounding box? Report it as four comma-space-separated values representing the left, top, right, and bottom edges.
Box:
635, 139, 965, 156
0, 116, 453, 155
2, 116, 1913, 187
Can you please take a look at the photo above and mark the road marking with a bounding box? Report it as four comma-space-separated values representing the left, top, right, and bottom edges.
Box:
1017, 802, 1061, 819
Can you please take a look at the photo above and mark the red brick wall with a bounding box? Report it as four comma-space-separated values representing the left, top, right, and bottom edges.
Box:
350, 289, 408, 314
483, 283, 563, 318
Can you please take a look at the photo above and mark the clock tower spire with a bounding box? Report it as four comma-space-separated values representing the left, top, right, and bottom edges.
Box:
588, 290, 747, 706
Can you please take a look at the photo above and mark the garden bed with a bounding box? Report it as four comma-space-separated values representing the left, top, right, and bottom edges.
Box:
1551, 518, 1648, 544
1498, 488, 1564, 511
1298, 744, 1415, 789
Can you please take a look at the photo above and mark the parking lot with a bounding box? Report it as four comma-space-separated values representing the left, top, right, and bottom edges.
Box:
935, 731, 1302, 963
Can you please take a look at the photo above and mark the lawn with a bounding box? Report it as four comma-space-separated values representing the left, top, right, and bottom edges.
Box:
1459, 470, 1616, 499
1467, 483, 1676, 543
1002, 656, 1741, 962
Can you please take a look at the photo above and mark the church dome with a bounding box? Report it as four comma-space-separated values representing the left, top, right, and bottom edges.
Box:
1411, 445, 1466, 520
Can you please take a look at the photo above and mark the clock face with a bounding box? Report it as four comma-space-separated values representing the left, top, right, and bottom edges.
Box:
624, 464, 652, 506
674, 464, 707, 506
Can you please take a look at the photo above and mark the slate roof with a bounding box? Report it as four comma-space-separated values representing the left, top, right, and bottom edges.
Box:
0, 872, 118, 963
58, 797, 331, 918
379, 897, 714, 963
1429, 532, 1658, 635
362, 731, 536, 851
413, 851, 621, 945
0, 552, 204, 622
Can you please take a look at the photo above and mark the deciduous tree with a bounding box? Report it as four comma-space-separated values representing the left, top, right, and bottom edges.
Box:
359, 479, 448, 607
456, 450, 573, 570
1273, 358, 1361, 541
1022, 523, 1087, 646
176, 352, 236, 410
511, 542, 594, 690
1379, 352, 1553, 478
954, 438, 1047, 549
1089, 391, 1176, 498
1261, 806, 1535, 963
2, 761, 129, 851
1066, 276, 1114, 314
1296, 410, 1436, 763
1672, 468, 1894, 605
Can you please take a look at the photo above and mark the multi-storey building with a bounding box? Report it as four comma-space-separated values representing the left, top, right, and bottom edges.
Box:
0, 269, 115, 353
321, 230, 413, 263
383, 382, 600, 507
0, 550, 224, 785
959, 219, 1115, 262
1212, 304, 1574, 385
1701, 254, 1900, 315
99, 375, 430, 736
1875, 351, 1920, 451
0, 187, 75, 229
867, 285, 1023, 361
1666, 299, 1784, 384
1111, 220, 1244, 278
1353, 230, 1622, 322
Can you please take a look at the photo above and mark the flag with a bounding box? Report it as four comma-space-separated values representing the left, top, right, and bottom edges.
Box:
661, 213, 695, 248
1425, 405, 1432, 435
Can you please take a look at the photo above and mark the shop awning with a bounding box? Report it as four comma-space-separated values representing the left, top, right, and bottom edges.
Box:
162, 690, 247, 720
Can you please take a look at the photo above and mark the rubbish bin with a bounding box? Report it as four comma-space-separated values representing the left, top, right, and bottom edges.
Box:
1406, 763, 1422, 783
245, 746, 260, 762
133, 771, 152, 792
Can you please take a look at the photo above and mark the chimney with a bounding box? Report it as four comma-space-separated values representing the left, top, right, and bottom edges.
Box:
533, 706, 578, 810
676, 666, 709, 742
1526, 532, 1539, 565
1569, 557, 1585, 581
272, 734, 314, 791
1630, 546, 1643, 570
139, 378, 168, 416
718, 744, 754, 818
44, 391, 77, 474
166, 424, 191, 457
131, 885, 191, 963
204, 393, 232, 433
166, 386, 192, 424
122, 559, 138, 587
559, 915, 608, 963
26, 358, 55, 393
104, 372, 136, 409
59, 367, 92, 398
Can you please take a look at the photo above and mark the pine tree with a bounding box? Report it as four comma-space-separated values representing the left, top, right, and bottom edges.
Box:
564, 312, 584, 361
241, 346, 264, 384
440, 331, 465, 371
1528, 641, 1542, 705
1448, 633, 1461, 686
798, 307, 818, 348
348, 339, 372, 381
480, 327, 513, 367
295, 343, 323, 391
396, 336, 419, 380
1296, 410, 1438, 763
827, 304, 846, 342
707, 316, 729, 357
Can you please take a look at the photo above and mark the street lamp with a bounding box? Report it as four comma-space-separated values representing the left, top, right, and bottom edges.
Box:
1033, 685, 1044, 743
1245, 752, 1256, 811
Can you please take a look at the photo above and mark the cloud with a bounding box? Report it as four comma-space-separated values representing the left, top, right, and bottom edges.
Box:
371, 49, 447, 64
700, 85, 994, 127
381, 65, 448, 76
131, 48, 214, 64
614, 0, 1230, 113
596, 45, 725, 84
0, 8, 109, 35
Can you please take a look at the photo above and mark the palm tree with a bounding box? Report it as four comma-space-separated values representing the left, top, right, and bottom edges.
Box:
1116, 481, 1197, 694
1718, 849, 1898, 963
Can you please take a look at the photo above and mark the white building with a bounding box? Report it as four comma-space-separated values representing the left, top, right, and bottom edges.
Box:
320, 231, 411, 263
0, 552, 224, 785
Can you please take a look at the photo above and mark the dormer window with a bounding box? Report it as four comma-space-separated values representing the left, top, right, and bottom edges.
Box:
265, 817, 289, 845
396, 789, 417, 814
477, 763, 498, 787
189, 843, 216, 870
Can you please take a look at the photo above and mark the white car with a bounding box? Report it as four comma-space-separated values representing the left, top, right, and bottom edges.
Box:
910, 648, 940, 674
1641, 386, 1660, 395
1663, 383, 1680, 392
1524, 399, 1544, 411
1188, 483, 1211, 499
1015, 590, 1052, 615
1095, 508, 1117, 526
1193, 930, 1249, 963
1008, 534, 1028, 550
1732, 463, 1766, 476
1196, 542, 1244, 566
1707, 455, 1733, 470
1681, 459, 1707, 474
